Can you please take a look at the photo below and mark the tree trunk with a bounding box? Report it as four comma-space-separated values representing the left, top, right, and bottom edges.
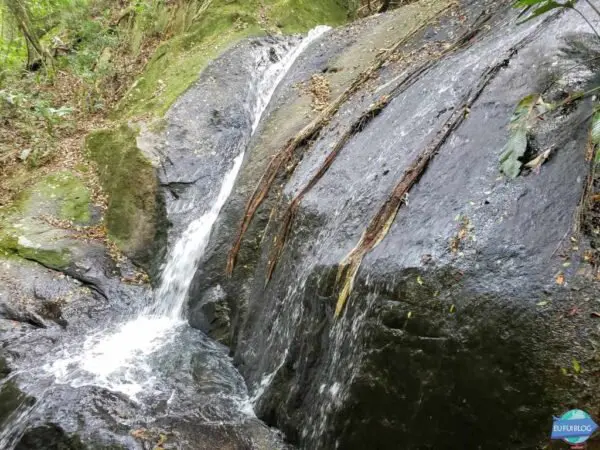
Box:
2, 0, 53, 70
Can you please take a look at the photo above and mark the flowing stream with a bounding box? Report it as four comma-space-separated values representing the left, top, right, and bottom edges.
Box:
0, 26, 330, 449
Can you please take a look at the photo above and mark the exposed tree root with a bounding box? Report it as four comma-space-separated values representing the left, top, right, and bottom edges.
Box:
264, 98, 389, 283
264, 13, 493, 284
332, 7, 564, 316
226, 4, 453, 276
334, 46, 523, 317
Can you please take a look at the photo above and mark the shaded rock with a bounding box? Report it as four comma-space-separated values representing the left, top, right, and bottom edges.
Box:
189, 285, 231, 345
0, 381, 35, 440
15, 425, 87, 450
137, 35, 304, 250
0, 357, 9, 379
0, 301, 47, 328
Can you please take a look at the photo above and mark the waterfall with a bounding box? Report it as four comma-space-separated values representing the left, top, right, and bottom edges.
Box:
149, 152, 244, 319
150, 24, 332, 320
44, 26, 331, 400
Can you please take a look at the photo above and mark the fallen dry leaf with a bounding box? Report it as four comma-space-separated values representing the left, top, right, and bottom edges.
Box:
524, 149, 551, 170
131, 429, 149, 440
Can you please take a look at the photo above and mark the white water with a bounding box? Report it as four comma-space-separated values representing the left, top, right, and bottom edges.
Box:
46, 26, 330, 400
251, 25, 332, 132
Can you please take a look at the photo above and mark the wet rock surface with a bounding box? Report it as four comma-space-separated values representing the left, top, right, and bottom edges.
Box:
5, 0, 600, 448
139, 37, 301, 245
0, 34, 306, 450
0, 256, 286, 449
188, 0, 600, 448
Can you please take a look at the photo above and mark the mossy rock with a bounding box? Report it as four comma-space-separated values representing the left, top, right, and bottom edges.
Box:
85, 124, 164, 266
116, 0, 351, 118
34, 172, 92, 223
0, 381, 33, 430
0, 233, 71, 269
0, 171, 95, 269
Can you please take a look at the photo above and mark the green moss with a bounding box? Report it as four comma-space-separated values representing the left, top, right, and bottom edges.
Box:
116, 0, 350, 118
0, 171, 91, 269
0, 227, 71, 269
85, 124, 159, 256
35, 172, 92, 224
16, 245, 71, 269
74, 163, 90, 173
269, 0, 349, 32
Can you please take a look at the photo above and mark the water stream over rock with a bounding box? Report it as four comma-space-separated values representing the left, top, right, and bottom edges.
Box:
5, 0, 600, 447
0, 26, 330, 450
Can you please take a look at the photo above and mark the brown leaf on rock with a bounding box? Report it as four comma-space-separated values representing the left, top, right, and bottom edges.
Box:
524, 148, 551, 170
131, 429, 149, 440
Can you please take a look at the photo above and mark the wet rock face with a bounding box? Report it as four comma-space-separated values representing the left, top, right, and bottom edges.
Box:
139, 37, 301, 244
15, 425, 88, 450
189, 0, 600, 448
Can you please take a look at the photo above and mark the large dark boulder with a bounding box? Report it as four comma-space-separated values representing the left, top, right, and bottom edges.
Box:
189, 0, 600, 448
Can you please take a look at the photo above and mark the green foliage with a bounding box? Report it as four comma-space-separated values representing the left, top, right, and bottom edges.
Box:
1, 0, 355, 178
590, 110, 600, 163
33, 102, 73, 134
507, 0, 600, 177
514, 0, 575, 23
499, 94, 553, 178
0, 0, 77, 69
0, 87, 72, 163
572, 358, 582, 374
117, 0, 351, 117
593, 109, 600, 140
513, 0, 600, 38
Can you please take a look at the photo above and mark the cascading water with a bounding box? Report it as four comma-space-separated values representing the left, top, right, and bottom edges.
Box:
46, 25, 330, 398
0, 25, 330, 449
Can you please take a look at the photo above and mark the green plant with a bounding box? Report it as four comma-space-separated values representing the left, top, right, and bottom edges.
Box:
499, 94, 554, 178
516, 0, 600, 37
33, 102, 72, 134
500, 0, 600, 178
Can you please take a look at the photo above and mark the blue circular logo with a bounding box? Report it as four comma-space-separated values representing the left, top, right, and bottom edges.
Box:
551, 409, 598, 445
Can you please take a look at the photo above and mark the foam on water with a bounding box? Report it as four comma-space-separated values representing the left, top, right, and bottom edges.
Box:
49, 317, 180, 398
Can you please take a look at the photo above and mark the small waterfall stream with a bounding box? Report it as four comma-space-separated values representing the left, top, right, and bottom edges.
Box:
0, 26, 330, 449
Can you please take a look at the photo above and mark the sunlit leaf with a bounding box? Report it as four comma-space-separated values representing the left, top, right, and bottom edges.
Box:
500, 129, 528, 178
572, 358, 581, 374
516, 1, 574, 24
